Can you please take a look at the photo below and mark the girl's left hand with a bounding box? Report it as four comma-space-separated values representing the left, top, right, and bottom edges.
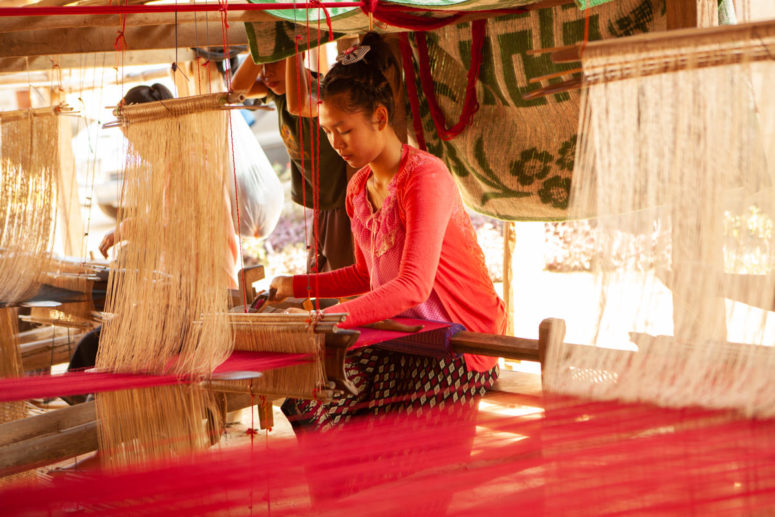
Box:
269, 275, 294, 301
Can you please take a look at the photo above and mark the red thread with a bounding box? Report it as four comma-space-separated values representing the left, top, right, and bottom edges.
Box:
293, 35, 313, 300
113, 11, 128, 51
0, 3, 365, 16
398, 33, 426, 151
0, 351, 308, 402
309, 0, 335, 41
313, 12, 323, 312
416, 19, 486, 141
6, 398, 773, 516
304, 7, 322, 284
580, 0, 591, 58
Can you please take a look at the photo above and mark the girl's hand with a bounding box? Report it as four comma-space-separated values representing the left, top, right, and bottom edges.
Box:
269, 276, 294, 301
99, 230, 116, 258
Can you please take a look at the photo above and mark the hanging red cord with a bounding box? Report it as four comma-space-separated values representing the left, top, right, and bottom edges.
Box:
580, 0, 591, 58
294, 34, 313, 303
214, 0, 249, 311
0, 3, 364, 16
305, 6, 321, 284
313, 11, 324, 312
415, 19, 487, 141
398, 33, 426, 151
309, 0, 335, 41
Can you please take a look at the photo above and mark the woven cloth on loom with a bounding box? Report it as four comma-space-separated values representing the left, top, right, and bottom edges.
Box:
352, 318, 464, 358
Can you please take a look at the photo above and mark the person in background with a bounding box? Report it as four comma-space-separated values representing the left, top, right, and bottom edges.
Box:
231, 51, 355, 273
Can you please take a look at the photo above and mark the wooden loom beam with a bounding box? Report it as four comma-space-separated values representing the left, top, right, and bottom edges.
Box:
0, 401, 97, 477
20, 332, 83, 371
0, 319, 569, 474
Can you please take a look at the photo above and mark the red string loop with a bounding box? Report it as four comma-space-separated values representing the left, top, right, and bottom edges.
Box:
415, 19, 486, 141
113, 13, 128, 51
308, 0, 334, 41
398, 34, 426, 151
362, 0, 379, 13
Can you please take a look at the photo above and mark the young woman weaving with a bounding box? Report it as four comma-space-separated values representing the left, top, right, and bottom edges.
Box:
270, 32, 506, 431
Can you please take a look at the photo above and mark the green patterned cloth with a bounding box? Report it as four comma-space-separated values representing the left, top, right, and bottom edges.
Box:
244, 0, 551, 62
404, 0, 664, 220
574, 0, 616, 9
245, 0, 665, 220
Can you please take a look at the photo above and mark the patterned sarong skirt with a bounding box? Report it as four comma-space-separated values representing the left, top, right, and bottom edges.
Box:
281, 347, 499, 432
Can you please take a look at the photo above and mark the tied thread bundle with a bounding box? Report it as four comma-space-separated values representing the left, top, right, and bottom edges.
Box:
547, 21, 775, 417
227, 312, 347, 399
0, 109, 59, 304
96, 94, 236, 466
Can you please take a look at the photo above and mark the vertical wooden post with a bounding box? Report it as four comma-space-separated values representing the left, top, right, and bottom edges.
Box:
503, 222, 517, 336
538, 318, 565, 390
55, 114, 85, 257
256, 397, 274, 431
666, 0, 717, 30
50, 81, 85, 257
14, 89, 30, 110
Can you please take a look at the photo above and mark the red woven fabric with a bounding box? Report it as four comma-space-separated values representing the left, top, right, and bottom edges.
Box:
0, 351, 306, 402
5, 396, 775, 516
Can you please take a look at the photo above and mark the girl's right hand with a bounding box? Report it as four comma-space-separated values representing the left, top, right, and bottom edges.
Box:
99, 230, 116, 259
269, 276, 294, 301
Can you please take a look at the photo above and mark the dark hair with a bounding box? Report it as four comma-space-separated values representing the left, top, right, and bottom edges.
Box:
122, 83, 174, 105
320, 32, 399, 121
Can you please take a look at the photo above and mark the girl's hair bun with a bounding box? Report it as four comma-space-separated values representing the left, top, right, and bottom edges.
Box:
321, 32, 399, 121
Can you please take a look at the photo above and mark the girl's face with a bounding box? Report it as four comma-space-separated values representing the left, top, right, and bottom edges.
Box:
319, 94, 385, 169
260, 61, 286, 95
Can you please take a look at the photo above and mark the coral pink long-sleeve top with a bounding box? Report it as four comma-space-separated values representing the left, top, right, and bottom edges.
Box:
293, 145, 506, 372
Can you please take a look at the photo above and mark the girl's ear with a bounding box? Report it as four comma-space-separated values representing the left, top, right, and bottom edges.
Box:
374, 105, 389, 130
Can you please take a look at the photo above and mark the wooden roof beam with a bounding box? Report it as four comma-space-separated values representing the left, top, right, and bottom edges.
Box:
0, 9, 274, 33
0, 48, 200, 74
0, 23, 248, 58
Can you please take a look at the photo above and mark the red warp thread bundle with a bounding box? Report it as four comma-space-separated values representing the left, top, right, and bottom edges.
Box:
0, 352, 308, 403
3, 396, 775, 515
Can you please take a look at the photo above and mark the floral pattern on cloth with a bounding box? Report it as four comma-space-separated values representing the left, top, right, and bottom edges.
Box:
349, 146, 452, 322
